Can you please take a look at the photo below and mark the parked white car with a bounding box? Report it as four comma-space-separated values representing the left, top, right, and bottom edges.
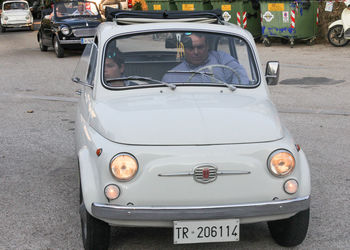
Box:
72, 10, 311, 250
0, 0, 33, 32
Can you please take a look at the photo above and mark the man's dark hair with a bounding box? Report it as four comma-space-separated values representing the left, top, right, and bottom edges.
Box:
106, 45, 124, 67
181, 32, 209, 49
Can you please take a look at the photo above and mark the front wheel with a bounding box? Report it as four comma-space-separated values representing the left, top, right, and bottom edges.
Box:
38, 33, 48, 51
328, 25, 350, 47
54, 36, 64, 58
1, 26, 6, 33
268, 208, 310, 247
80, 184, 110, 250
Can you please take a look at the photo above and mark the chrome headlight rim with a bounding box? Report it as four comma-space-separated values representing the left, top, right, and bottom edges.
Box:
267, 149, 295, 177
60, 25, 70, 36
109, 152, 139, 182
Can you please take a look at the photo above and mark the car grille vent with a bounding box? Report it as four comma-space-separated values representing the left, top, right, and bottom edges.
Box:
72, 28, 97, 37
193, 166, 217, 184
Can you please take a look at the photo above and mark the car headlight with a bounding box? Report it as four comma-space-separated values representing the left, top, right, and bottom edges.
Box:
60, 25, 70, 35
4, 16, 8, 20
267, 149, 295, 177
25, 15, 30, 20
110, 153, 138, 181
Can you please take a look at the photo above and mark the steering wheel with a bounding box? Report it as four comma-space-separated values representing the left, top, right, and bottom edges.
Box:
188, 64, 241, 85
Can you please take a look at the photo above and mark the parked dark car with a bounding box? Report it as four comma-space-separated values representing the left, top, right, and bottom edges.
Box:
37, 0, 102, 58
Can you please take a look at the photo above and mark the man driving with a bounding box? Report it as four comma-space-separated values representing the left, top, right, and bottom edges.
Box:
73, 2, 93, 15
162, 33, 250, 85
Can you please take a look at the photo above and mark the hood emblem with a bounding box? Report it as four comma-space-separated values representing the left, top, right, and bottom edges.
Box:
194, 165, 217, 184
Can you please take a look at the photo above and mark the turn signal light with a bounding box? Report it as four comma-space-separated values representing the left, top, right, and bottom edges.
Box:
284, 179, 298, 194
104, 184, 120, 201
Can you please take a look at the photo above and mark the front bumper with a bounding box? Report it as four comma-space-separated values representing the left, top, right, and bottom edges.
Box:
59, 39, 83, 45
2, 22, 32, 28
92, 196, 310, 221
58, 37, 93, 45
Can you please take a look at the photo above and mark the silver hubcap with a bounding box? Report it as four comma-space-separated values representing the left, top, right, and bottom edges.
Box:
54, 39, 58, 54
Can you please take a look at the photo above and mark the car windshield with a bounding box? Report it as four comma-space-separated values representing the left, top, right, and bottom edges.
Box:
103, 31, 259, 89
54, 1, 99, 18
3, 2, 29, 10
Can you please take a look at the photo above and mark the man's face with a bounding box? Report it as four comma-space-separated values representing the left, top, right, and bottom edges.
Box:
184, 35, 209, 66
78, 4, 84, 12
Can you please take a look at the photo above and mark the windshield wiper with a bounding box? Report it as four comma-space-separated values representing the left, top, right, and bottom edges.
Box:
107, 76, 176, 90
167, 70, 236, 91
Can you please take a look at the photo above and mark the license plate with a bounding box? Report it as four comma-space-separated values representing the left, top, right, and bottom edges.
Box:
173, 219, 239, 244
80, 38, 94, 44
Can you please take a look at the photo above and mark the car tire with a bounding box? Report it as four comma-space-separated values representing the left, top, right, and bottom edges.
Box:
54, 36, 64, 58
80, 182, 110, 250
38, 33, 48, 51
1, 26, 6, 33
268, 208, 310, 247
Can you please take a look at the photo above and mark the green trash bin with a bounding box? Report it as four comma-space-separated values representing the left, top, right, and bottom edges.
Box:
260, 0, 319, 47
173, 0, 213, 11
146, 0, 178, 11
211, 0, 261, 39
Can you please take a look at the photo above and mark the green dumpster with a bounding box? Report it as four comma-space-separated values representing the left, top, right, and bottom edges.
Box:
211, 0, 261, 39
146, 0, 178, 11
173, 0, 213, 11
260, 0, 319, 47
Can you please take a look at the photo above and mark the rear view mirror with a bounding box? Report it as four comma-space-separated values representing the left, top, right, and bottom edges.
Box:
165, 38, 177, 48
265, 61, 279, 85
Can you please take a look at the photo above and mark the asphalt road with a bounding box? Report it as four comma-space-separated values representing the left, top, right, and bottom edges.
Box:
0, 27, 349, 249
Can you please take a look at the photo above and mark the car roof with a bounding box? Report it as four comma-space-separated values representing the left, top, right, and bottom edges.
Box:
96, 9, 254, 45
96, 20, 253, 46
3, 0, 28, 3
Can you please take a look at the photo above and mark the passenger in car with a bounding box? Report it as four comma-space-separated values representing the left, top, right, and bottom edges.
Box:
104, 48, 134, 87
49, 5, 66, 19
162, 33, 250, 85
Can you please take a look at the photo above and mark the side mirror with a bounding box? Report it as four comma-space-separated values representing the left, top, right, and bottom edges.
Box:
72, 77, 93, 88
265, 61, 279, 85
165, 38, 177, 48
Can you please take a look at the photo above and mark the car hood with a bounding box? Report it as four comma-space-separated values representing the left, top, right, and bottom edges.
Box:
89, 92, 284, 145
3, 10, 30, 16
56, 17, 101, 28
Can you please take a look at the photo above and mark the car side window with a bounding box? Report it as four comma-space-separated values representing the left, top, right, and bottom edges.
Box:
72, 43, 98, 87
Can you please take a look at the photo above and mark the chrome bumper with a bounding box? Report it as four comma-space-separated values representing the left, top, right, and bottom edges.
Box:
3, 23, 32, 27
92, 196, 310, 221
59, 39, 83, 45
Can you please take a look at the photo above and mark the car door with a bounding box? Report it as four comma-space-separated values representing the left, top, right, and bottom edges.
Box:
40, 10, 53, 45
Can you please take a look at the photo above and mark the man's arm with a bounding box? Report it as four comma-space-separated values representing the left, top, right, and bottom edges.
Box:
215, 51, 250, 85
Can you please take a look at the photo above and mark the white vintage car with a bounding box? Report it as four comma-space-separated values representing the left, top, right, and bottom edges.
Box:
72, 10, 311, 250
0, 0, 33, 32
